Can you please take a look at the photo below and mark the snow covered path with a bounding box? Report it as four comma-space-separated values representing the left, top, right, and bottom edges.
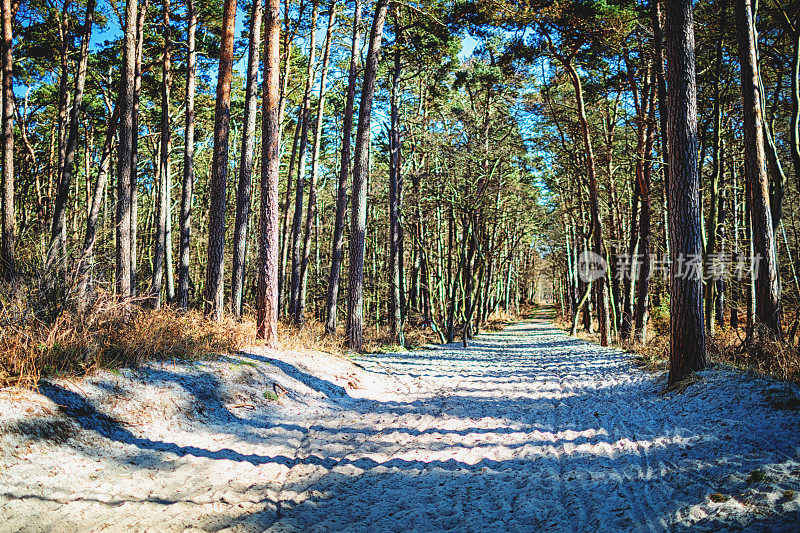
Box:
3, 311, 800, 531
271, 316, 800, 532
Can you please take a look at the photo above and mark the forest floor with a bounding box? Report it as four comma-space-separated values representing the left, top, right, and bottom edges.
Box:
2, 308, 800, 532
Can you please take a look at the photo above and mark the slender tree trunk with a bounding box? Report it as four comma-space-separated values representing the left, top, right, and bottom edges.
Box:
652, 0, 670, 260
297, 0, 336, 323
634, 80, 655, 344
115, 0, 138, 298
232, 0, 263, 315
47, 0, 95, 276
165, 152, 175, 302
0, 0, 13, 281
289, 0, 319, 320
665, 0, 707, 386
324, 0, 362, 334
76, 105, 119, 304
130, 0, 148, 295
347, 0, 389, 351
388, 14, 404, 344
735, 0, 782, 337
205, 0, 237, 320
151, 0, 172, 307
789, 28, 799, 188
176, 0, 196, 309
705, 17, 725, 335
257, 0, 281, 346
54, 0, 70, 261
278, 113, 301, 314
556, 54, 610, 346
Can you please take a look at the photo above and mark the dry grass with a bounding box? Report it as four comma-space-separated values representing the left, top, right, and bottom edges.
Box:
709, 323, 800, 382
1, 284, 252, 388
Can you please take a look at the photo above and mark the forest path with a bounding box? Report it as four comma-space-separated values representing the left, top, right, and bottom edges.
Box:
3, 309, 800, 532
268, 310, 800, 532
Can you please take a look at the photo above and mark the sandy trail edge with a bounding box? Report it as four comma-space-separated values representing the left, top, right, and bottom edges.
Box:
2, 311, 800, 532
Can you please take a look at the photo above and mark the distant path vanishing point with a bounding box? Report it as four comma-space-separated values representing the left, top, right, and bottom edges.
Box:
2, 308, 800, 532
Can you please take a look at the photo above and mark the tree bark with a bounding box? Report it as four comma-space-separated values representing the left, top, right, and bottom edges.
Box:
634, 79, 655, 344
205, 0, 238, 320
176, 0, 197, 309
558, 56, 610, 346
130, 0, 148, 295
297, 0, 336, 323
115, 0, 138, 298
151, 0, 172, 307
232, 0, 263, 316
324, 0, 362, 335
388, 12, 404, 344
665, 0, 707, 386
289, 0, 319, 320
47, 0, 95, 276
257, 0, 282, 346
0, 0, 13, 281
346, 0, 389, 351
735, 0, 782, 337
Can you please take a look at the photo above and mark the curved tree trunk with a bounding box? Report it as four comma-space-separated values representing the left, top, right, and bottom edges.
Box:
735, 0, 782, 337
558, 57, 610, 346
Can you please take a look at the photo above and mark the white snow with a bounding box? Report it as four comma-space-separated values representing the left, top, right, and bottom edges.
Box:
2, 315, 800, 532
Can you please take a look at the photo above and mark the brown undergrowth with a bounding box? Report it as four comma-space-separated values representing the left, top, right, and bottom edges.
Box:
553, 304, 800, 384
2, 269, 535, 388
1, 283, 250, 388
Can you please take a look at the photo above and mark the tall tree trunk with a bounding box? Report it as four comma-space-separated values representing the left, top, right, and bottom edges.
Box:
0, 0, 12, 281
789, 27, 799, 188
324, 0, 362, 335
54, 0, 70, 261
652, 0, 670, 260
176, 0, 196, 309
346, 0, 389, 351
115, 0, 138, 298
388, 13, 404, 344
278, 113, 301, 314
205, 0, 237, 321
297, 0, 336, 323
705, 14, 725, 335
735, 0, 781, 337
231, 0, 263, 316
76, 105, 119, 305
165, 157, 175, 302
556, 54, 610, 346
47, 0, 95, 276
151, 0, 172, 307
665, 0, 707, 386
634, 80, 655, 344
289, 0, 319, 320
257, 0, 281, 346
130, 0, 148, 295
